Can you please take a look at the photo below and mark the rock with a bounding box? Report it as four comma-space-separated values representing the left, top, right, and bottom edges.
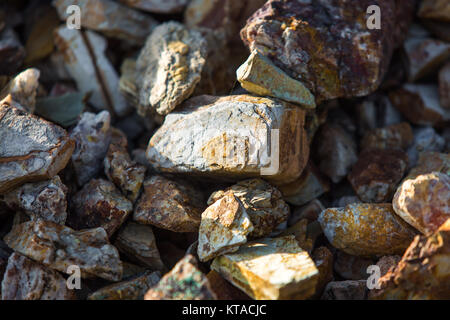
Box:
240, 0, 415, 102
332, 195, 362, 208
121, 262, 147, 280
278, 163, 330, 206
198, 191, 253, 262
211, 236, 319, 300
54, 27, 130, 117
0, 104, 74, 194
407, 127, 445, 169
0, 28, 25, 76
314, 123, 358, 183
418, 0, 450, 22
88, 271, 161, 300
144, 254, 217, 300
406, 152, 450, 180
279, 219, 313, 253
393, 172, 450, 235
120, 0, 188, 14
207, 179, 289, 238
1, 253, 76, 300
4, 220, 122, 281
370, 220, 450, 300
334, 251, 375, 281
289, 199, 325, 226
104, 129, 146, 203
133, 175, 205, 233
53, 0, 158, 45
348, 149, 408, 203
206, 270, 251, 300
318, 203, 417, 258
237, 50, 315, 109
360, 122, 413, 152
70, 111, 112, 186
135, 22, 207, 116
146, 95, 308, 185
312, 247, 334, 297
375, 255, 401, 278
0, 68, 40, 113
321, 280, 367, 300
2, 176, 68, 224
114, 222, 165, 271
439, 62, 450, 109
68, 178, 132, 237
389, 84, 450, 126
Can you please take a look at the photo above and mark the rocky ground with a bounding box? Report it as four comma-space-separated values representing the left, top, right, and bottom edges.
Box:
0, 0, 449, 300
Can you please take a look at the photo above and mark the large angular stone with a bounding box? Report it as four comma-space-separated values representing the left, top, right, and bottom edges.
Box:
318, 203, 417, 258
4, 220, 122, 281
146, 95, 308, 185
211, 236, 319, 300
120, 0, 188, 14
0, 104, 74, 194
240, 0, 415, 102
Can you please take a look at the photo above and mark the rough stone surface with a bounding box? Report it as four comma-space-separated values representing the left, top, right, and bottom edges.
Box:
133, 175, 205, 233
0, 104, 74, 194
211, 236, 319, 300
1, 253, 76, 300
334, 251, 375, 281
0, 68, 40, 113
146, 94, 308, 185
198, 191, 254, 262
375, 255, 401, 278
393, 172, 450, 235
241, 0, 415, 102
68, 178, 133, 238
318, 203, 417, 258
144, 254, 217, 300
2, 176, 68, 224
360, 122, 413, 152
4, 220, 122, 281
439, 62, 450, 109
418, 0, 450, 22
406, 152, 449, 181
207, 179, 289, 238
321, 280, 367, 300
70, 111, 112, 186
114, 222, 165, 271
406, 128, 445, 168
135, 22, 207, 116
120, 0, 188, 14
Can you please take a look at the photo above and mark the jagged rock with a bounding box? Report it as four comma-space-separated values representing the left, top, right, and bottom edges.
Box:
439, 62, 450, 109
2, 176, 67, 224
360, 122, 413, 151
0, 68, 40, 113
393, 172, 450, 235
321, 280, 367, 300
114, 222, 165, 271
348, 149, 408, 203
88, 271, 161, 300
1, 253, 76, 300
237, 50, 315, 108
211, 236, 319, 300
418, 0, 450, 22
120, 0, 188, 14
4, 220, 122, 281
68, 178, 132, 237
198, 191, 253, 262
207, 179, 289, 238
334, 251, 375, 281
53, 0, 158, 45
0, 28, 25, 76
319, 203, 417, 258
406, 127, 445, 168
241, 0, 415, 102
144, 254, 217, 300
146, 95, 308, 185
133, 175, 204, 233
104, 129, 146, 203
135, 22, 207, 116
0, 104, 74, 194
70, 111, 112, 186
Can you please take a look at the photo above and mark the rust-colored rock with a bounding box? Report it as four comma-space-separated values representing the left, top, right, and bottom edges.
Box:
360, 122, 413, 152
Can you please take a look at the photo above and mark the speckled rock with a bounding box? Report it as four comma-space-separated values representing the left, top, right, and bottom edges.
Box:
406, 128, 445, 168
241, 0, 415, 102
207, 179, 289, 238
104, 129, 146, 203
4, 220, 122, 281
348, 149, 408, 203
1, 253, 76, 300
198, 191, 253, 262
144, 254, 217, 300
334, 251, 375, 281
360, 122, 413, 152
393, 172, 450, 235
439, 62, 450, 109
146, 95, 308, 185
318, 203, 417, 258
114, 222, 165, 271
120, 0, 188, 14
211, 236, 318, 300
88, 271, 161, 300
70, 111, 112, 186
0, 104, 74, 194
375, 255, 401, 278
237, 50, 315, 109
0, 68, 40, 113
321, 280, 367, 300
135, 22, 207, 116
133, 175, 205, 233
418, 0, 450, 22
2, 176, 67, 224
68, 178, 132, 237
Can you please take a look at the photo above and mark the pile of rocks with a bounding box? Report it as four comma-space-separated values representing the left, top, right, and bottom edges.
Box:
0, 0, 449, 300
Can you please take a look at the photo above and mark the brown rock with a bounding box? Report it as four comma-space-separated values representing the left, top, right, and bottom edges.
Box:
375, 255, 401, 278
312, 246, 334, 297
360, 122, 413, 151
406, 152, 450, 181
418, 0, 450, 22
